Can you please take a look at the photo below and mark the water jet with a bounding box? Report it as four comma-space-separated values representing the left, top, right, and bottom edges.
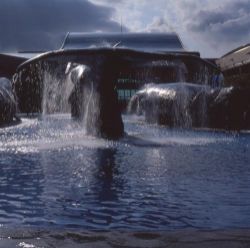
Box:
128, 82, 250, 130
8, 32, 224, 140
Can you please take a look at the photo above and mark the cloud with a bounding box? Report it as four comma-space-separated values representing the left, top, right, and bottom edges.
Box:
0, 0, 122, 52
1, 0, 249, 57
188, 0, 250, 40
89, 0, 250, 56
177, 0, 250, 56
90, 0, 157, 31
142, 17, 172, 33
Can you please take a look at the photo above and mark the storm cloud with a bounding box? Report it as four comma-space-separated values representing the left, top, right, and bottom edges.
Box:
0, 0, 122, 52
90, 0, 250, 56
0, 0, 249, 56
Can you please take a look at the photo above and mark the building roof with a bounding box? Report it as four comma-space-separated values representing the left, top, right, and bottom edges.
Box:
216, 44, 250, 71
61, 32, 185, 53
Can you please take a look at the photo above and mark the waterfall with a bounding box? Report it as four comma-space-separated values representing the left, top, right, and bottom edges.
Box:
82, 80, 94, 133
172, 83, 193, 128
68, 64, 100, 136
42, 69, 73, 115
81, 78, 100, 136
128, 83, 211, 128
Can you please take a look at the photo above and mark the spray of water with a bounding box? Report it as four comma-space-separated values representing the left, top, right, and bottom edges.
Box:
128, 83, 211, 128
126, 55, 218, 128
172, 83, 192, 128
81, 78, 100, 135
42, 69, 73, 115
68, 64, 100, 135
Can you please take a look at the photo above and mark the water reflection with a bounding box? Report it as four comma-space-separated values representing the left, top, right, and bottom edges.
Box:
0, 115, 250, 230
94, 148, 123, 202
0, 152, 45, 225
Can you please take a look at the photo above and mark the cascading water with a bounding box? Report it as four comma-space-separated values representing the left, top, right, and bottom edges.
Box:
128, 79, 250, 130
68, 64, 100, 135
175, 59, 188, 82
21, 55, 122, 139
39, 62, 102, 136
172, 83, 193, 127
82, 80, 94, 133
127, 57, 215, 128
0, 77, 17, 124
80, 74, 100, 136
2, 48, 250, 244
128, 83, 203, 128
42, 70, 73, 115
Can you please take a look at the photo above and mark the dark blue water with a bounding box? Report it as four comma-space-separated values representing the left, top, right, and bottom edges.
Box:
0, 114, 250, 230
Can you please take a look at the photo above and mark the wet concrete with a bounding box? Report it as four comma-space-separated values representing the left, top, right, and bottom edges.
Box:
0, 228, 250, 248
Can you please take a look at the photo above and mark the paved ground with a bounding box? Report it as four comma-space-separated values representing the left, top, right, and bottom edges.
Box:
1, 228, 250, 248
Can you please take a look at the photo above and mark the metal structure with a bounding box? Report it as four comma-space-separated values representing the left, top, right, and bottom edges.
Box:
13, 32, 219, 113
61, 32, 186, 53
216, 44, 250, 87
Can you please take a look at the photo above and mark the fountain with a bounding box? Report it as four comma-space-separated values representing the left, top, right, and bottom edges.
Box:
4, 45, 249, 134
0, 77, 18, 125
13, 50, 126, 139
0, 34, 250, 246
128, 82, 250, 130
7, 33, 248, 135
67, 63, 124, 138
128, 83, 211, 128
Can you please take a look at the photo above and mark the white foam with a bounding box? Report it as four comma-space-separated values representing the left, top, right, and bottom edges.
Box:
0, 115, 112, 153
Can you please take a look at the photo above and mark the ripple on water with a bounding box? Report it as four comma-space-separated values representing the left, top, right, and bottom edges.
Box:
0, 114, 250, 230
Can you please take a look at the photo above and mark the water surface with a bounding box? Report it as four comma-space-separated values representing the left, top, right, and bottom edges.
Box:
0, 114, 250, 230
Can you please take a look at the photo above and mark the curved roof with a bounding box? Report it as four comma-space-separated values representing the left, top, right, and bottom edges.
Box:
221, 43, 250, 58
61, 32, 185, 53
217, 44, 250, 71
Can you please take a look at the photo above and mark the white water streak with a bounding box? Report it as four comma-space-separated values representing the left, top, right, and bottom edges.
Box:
42, 71, 73, 115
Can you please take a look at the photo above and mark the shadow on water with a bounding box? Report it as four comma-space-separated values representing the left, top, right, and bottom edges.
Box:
93, 148, 124, 202
0, 114, 250, 230
122, 134, 166, 148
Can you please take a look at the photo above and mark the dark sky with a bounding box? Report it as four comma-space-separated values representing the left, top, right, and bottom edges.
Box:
0, 0, 121, 52
0, 0, 249, 56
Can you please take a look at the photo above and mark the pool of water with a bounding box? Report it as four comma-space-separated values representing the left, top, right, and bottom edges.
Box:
0, 114, 250, 230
